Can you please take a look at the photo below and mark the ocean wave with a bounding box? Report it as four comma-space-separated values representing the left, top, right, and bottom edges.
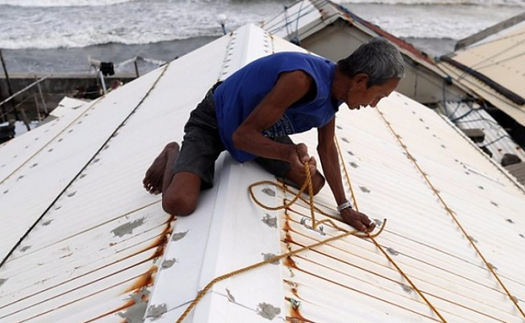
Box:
0, 0, 135, 7
0, 0, 273, 7
0, 30, 221, 49
0, 0, 519, 50
342, 0, 525, 6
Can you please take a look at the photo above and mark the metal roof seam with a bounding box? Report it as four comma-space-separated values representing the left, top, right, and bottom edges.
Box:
0, 98, 100, 186
374, 107, 525, 319
217, 32, 234, 82
0, 63, 171, 270
4, 199, 162, 262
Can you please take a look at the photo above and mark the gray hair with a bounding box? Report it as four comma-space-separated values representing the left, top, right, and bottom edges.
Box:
337, 38, 405, 87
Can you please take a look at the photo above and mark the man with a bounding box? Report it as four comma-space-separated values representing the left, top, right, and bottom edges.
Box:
143, 38, 404, 232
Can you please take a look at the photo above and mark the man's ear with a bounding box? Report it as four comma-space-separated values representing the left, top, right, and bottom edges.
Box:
353, 73, 369, 86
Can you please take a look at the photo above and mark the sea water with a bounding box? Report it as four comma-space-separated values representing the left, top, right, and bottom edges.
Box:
0, 0, 521, 75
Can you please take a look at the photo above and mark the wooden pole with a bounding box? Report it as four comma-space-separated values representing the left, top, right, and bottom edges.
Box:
0, 49, 20, 121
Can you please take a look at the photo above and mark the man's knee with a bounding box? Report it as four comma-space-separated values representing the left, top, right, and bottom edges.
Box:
162, 192, 198, 216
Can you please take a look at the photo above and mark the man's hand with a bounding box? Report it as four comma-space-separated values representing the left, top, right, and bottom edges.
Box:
287, 143, 317, 176
340, 208, 376, 232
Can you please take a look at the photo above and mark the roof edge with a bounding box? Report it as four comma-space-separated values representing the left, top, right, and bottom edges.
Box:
439, 55, 525, 106
455, 12, 525, 50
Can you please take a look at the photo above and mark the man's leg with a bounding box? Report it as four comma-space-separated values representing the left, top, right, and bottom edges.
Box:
143, 142, 202, 215
161, 84, 224, 215
162, 172, 202, 216
255, 136, 325, 195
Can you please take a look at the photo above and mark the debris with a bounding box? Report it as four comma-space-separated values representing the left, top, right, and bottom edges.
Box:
262, 253, 279, 265
262, 188, 276, 197
146, 304, 168, 320
117, 289, 150, 323
400, 283, 413, 294
172, 230, 188, 241
386, 247, 399, 256
262, 214, 277, 228
257, 302, 281, 320
161, 258, 176, 269
226, 288, 236, 302
289, 298, 301, 310
111, 218, 145, 237
42, 220, 53, 226
359, 186, 371, 193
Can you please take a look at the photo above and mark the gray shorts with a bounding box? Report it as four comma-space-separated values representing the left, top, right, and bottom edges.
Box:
173, 85, 292, 189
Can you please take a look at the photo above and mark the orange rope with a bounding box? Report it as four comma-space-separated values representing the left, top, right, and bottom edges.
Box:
175, 162, 386, 323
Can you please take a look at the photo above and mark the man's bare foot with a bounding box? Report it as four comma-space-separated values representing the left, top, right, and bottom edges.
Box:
143, 142, 179, 194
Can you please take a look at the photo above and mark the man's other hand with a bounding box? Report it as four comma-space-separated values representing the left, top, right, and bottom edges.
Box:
340, 208, 376, 232
288, 143, 317, 176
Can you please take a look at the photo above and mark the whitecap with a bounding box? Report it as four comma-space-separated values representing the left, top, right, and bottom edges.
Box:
0, 0, 134, 7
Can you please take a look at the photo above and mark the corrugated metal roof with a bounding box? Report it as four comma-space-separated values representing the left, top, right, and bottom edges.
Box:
0, 31, 234, 321
276, 93, 525, 322
439, 20, 525, 126
2, 23, 525, 323
436, 101, 525, 164
0, 97, 87, 186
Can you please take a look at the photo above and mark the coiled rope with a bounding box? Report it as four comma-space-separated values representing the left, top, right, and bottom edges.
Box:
175, 162, 386, 323
176, 151, 446, 322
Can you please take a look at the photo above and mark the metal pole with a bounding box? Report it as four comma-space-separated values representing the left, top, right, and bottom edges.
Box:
34, 93, 42, 121
0, 49, 20, 121
36, 76, 47, 114
98, 70, 107, 94
134, 59, 140, 78
19, 105, 31, 132
0, 82, 6, 123
0, 75, 49, 107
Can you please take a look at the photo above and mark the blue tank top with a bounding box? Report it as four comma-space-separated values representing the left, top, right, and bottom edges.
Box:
214, 52, 340, 162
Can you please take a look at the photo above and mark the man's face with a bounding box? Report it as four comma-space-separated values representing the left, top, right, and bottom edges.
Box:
346, 77, 400, 110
